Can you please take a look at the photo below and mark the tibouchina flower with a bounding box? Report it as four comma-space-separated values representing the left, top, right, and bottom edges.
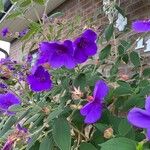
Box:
73, 29, 97, 63
0, 92, 21, 115
27, 66, 53, 92
80, 80, 109, 124
1, 27, 9, 37
132, 20, 150, 33
2, 124, 29, 150
127, 96, 150, 139
37, 40, 75, 69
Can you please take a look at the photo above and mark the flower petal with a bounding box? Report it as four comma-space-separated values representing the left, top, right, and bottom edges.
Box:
82, 29, 97, 41
127, 108, 150, 128
146, 128, 150, 140
80, 102, 102, 124
74, 48, 88, 63
93, 80, 109, 101
132, 20, 150, 33
84, 103, 102, 124
145, 96, 150, 111
84, 42, 97, 56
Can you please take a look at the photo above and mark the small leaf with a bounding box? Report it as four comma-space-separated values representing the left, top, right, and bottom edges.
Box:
53, 118, 71, 150
122, 54, 129, 64
105, 23, 114, 41
7, 11, 22, 19
49, 12, 64, 19
99, 44, 111, 60
100, 137, 137, 150
130, 51, 140, 67
20, 0, 31, 7
0, 0, 4, 12
74, 73, 86, 91
79, 143, 97, 150
118, 119, 132, 136
39, 136, 54, 150
143, 68, 150, 77
33, 0, 45, 5
115, 5, 125, 17
47, 106, 63, 122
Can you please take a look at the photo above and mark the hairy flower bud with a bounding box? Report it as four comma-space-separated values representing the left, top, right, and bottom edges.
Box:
103, 127, 113, 139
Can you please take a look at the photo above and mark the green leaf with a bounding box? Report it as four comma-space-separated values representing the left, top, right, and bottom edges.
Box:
118, 119, 132, 136
100, 137, 137, 150
20, 0, 31, 7
39, 136, 54, 150
0, 0, 4, 12
47, 106, 63, 122
9, 105, 23, 112
79, 143, 97, 150
99, 44, 111, 60
122, 54, 129, 64
74, 73, 86, 91
114, 86, 132, 96
143, 68, 150, 77
115, 5, 125, 17
52, 118, 71, 150
105, 23, 114, 41
33, 0, 45, 5
49, 12, 64, 18
7, 11, 22, 19
0, 116, 17, 137
130, 51, 140, 67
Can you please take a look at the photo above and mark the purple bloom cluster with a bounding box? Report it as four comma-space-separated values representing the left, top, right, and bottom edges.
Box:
27, 29, 97, 92
1, 27, 9, 37
80, 80, 109, 124
132, 20, 150, 33
127, 96, 150, 140
2, 124, 29, 150
19, 28, 29, 37
27, 66, 52, 92
0, 92, 21, 115
36, 29, 97, 69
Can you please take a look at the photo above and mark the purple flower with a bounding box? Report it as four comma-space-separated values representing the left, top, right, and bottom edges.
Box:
0, 83, 7, 89
127, 96, 150, 140
132, 20, 150, 33
2, 140, 14, 150
73, 29, 97, 63
1, 27, 9, 37
27, 66, 53, 92
0, 92, 21, 115
37, 40, 75, 69
19, 28, 29, 37
80, 80, 109, 124
17, 124, 28, 133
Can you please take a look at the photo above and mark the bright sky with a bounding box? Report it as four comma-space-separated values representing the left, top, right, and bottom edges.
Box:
0, 40, 10, 60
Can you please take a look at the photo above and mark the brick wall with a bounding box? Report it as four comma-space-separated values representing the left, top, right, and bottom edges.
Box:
9, 0, 150, 75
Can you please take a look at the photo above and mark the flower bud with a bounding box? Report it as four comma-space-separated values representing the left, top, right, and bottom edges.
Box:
103, 127, 113, 139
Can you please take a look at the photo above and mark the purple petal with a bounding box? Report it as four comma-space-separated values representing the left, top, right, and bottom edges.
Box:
80, 102, 102, 124
64, 55, 76, 69
73, 48, 88, 63
38, 42, 56, 64
84, 42, 97, 56
146, 128, 150, 140
145, 96, 150, 111
127, 108, 150, 128
0, 92, 21, 113
93, 80, 109, 102
132, 20, 150, 33
2, 140, 13, 150
82, 29, 97, 41
50, 53, 64, 68
27, 66, 53, 92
